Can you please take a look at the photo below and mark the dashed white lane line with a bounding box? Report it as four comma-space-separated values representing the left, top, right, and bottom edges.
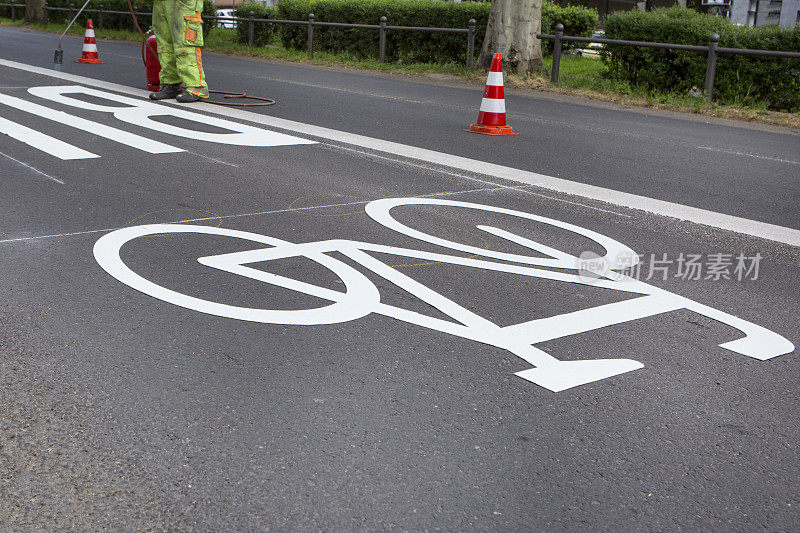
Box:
0, 148, 65, 184
0, 58, 798, 247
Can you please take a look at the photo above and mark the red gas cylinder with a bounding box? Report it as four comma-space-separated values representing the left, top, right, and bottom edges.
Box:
144, 34, 161, 91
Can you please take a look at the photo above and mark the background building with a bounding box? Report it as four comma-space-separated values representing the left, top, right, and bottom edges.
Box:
730, 0, 800, 26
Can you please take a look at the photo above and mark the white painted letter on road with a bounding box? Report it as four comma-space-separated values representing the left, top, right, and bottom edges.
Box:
28, 86, 317, 147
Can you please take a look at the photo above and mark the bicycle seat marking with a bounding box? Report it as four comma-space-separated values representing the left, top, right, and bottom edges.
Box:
93, 197, 794, 392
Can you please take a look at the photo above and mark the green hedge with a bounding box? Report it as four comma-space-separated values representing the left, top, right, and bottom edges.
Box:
233, 0, 596, 65
233, 3, 278, 47
41, 0, 215, 36
541, 3, 598, 54
604, 6, 800, 111
276, 0, 490, 64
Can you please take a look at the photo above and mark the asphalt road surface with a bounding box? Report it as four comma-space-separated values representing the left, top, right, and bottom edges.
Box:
1, 27, 798, 530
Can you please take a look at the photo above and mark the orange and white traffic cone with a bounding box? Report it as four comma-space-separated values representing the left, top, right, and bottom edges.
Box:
76, 19, 103, 64
467, 53, 516, 136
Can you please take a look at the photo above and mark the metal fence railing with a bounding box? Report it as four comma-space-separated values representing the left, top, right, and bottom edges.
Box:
0, 2, 477, 69
540, 23, 800, 101
0, 0, 19, 21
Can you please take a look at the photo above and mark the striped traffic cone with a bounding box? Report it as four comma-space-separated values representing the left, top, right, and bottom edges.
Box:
467, 53, 516, 136
76, 19, 103, 64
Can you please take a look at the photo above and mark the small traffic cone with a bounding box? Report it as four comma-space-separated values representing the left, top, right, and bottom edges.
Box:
467, 53, 516, 136
76, 19, 103, 64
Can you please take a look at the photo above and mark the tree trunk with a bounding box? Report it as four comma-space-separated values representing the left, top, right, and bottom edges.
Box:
25, 0, 46, 23
477, 0, 544, 76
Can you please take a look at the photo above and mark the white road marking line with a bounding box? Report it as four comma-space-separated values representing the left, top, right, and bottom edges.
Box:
185, 150, 240, 168
0, 186, 534, 244
0, 58, 797, 246
177, 185, 569, 223
326, 143, 503, 185
504, 187, 632, 217
0, 115, 99, 160
213, 118, 800, 246
0, 227, 121, 244
0, 149, 65, 184
325, 143, 630, 217
695, 145, 800, 165
224, 69, 800, 166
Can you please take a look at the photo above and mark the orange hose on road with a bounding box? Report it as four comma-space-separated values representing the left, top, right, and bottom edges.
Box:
207, 90, 275, 107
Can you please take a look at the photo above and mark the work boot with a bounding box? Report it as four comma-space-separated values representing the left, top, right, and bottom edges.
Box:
149, 83, 181, 100
176, 90, 202, 103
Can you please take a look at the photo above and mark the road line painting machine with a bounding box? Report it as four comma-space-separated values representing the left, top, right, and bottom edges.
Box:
54, 1, 274, 107
53, 0, 93, 69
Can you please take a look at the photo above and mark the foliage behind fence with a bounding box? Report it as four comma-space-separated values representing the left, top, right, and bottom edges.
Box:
233, 0, 596, 65
541, 2, 598, 53
34, 0, 216, 36
275, 0, 489, 64
604, 7, 800, 111
232, 3, 278, 47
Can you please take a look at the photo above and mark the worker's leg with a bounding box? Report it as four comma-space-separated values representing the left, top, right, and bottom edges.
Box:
172, 0, 208, 98
153, 0, 180, 87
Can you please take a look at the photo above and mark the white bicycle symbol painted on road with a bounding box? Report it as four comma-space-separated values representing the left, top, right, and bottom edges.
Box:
94, 197, 794, 392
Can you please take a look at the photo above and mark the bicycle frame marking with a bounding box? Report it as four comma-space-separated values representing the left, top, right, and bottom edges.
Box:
93, 197, 794, 392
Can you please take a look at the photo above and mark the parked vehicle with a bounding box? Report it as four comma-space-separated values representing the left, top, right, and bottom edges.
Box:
576, 31, 605, 58
215, 9, 237, 29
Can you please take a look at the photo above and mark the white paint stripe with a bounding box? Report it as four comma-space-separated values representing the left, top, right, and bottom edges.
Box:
695, 145, 800, 165
0, 149, 65, 184
83, 43, 97, 52
1, 58, 798, 246
0, 186, 519, 245
323, 143, 630, 216
0, 115, 99, 160
85, 29, 95, 38
0, 92, 183, 154
185, 150, 239, 168
486, 71, 503, 87
478, 98, 505, 114
508, 187, 631, 216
